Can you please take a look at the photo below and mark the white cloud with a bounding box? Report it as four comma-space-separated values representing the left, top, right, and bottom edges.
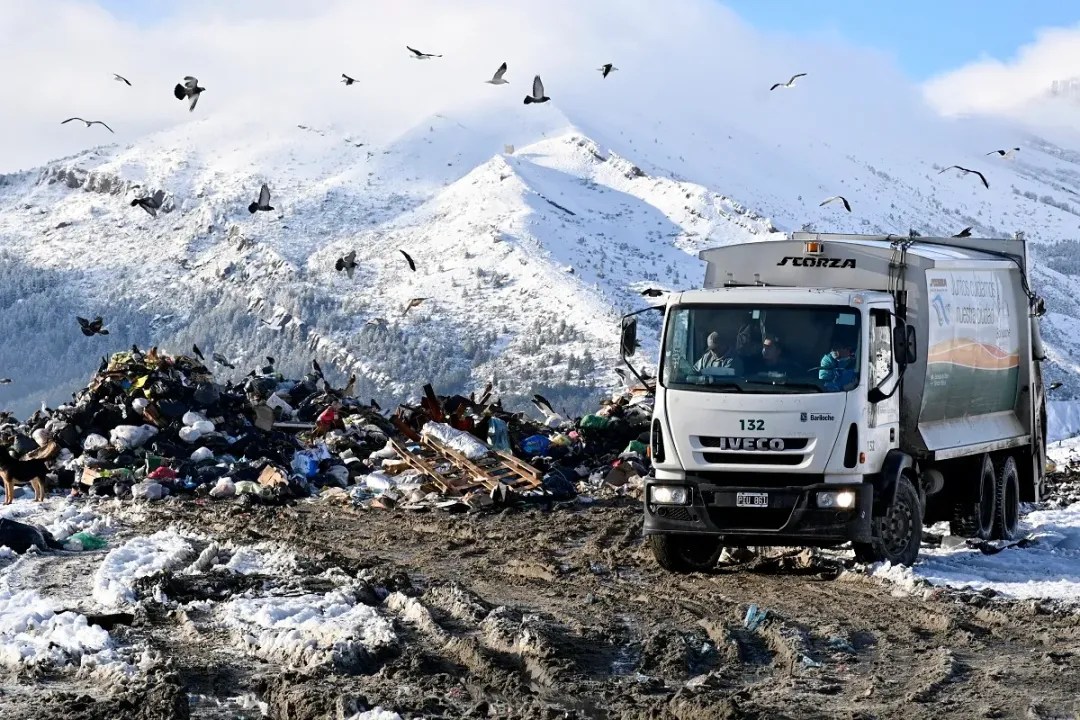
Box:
923, 24, 1080, 136
0, 0, 971, 175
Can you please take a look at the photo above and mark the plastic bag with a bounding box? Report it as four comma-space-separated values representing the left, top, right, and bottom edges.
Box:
486, 418, 511, 452
521, 434, 551, 456
68, 531, 107, 551
110, 424, 159, 450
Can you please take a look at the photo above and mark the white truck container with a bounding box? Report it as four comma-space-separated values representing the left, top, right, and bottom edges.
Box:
621, 232, 1049, 571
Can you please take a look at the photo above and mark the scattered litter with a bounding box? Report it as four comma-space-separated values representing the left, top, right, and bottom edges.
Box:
743, 604, 769, 631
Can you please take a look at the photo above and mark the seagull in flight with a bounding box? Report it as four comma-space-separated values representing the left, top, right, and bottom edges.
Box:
173, 76, 205, 112
335, 250, 358, 278
399, 249, 416, 271
61, 117, 114, 133
524, 75, 549, 105
406, 46, 441, 59
819, 195, 852, 212
770, 73, 807, 91
248, 184, 274, 214
640, 288, 665, 297
402, 297, 427, 316
130, 189, 166, 217
113, 73, 132, 86
76, 316, 109, 337
952, 226, 973, 238
986, 147, 1019, 159
939, 165, 989, 189
341, 73, 357, 86
486, 62, 509, 85
598, 63, 618, 78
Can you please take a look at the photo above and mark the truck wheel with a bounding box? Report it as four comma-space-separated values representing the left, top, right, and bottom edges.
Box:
649, 534, 723, 573
853, 475, 923, 566
992, 455, 1020, 540
950, 454, 996, 540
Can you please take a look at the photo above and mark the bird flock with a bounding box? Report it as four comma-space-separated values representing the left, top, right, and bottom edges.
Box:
17, 45, 1023, 393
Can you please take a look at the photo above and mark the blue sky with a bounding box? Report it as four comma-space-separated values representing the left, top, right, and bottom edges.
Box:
723, 0, 1080, 79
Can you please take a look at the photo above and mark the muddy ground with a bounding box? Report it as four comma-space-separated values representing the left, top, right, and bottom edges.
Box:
3, 487, 1080, 720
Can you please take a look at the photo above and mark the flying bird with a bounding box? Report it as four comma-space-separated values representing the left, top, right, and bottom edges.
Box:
1048, 381, 1064, 391
524, 75, 549, 105
212, 352, 235, 369
312, 359, 324, 378
192, 344, 205, 361
130, 189, 165, 217
248, 184, 273, 214
532, 394, 557, 418
819, 195, 852, 212
986, 147, 1019, 158
770, 73, 807, 91
173, 76, 206, 112
335, 250, 358, 278
61, 117, 114, 133
0, 378, 11, 385
402, 297, 427, 316
76, 316, 109, 337
640, 288, 665, 297
113, 73, 132, 86
343, 373, 356, 397
952, 226, 973, 238
399, 249, 416, 272
598, 63, 618, 79
486, 62, 509, 85
938, 165, 989, 189
406, 46, 441, 59
341, 74, 357, 86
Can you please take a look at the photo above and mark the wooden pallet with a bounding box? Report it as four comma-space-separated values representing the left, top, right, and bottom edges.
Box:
388, 435, 543, 495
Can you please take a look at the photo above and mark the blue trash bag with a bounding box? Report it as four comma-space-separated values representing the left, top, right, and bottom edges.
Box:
487, 418, 511, 451
521, 434, 551, 456
541, 467, 578, 501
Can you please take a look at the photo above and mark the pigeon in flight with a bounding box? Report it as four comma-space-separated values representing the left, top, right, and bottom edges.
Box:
192, 344, 205, 361
402, 297, 427, 316
952, 226, 973, 238
406, 46, 442, 59
130, 189, 165, 217
77, 316, 109, 337
399, 249, 416, 271
173, 76, 205, 112
113, 73, 132, 86
524, 75, 549, 105
819, 195, 852, 212
640, 288, 665, 297
335, 250, 358, 278
598, 63, 618, 79
770, 73, 807, 91
486, 62, 509, 85
341, 73, 357, 86
938, 165, 989, 189
61, 117, 114, 133
986, 147, 1019, 158
248, 184, 273, 214
212, 352, 235, 369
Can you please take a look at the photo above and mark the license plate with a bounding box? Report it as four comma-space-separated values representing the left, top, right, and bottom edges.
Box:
736, 492, 769, 508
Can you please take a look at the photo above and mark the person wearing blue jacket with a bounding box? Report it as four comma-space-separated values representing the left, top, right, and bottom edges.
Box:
819, 330, 858, 391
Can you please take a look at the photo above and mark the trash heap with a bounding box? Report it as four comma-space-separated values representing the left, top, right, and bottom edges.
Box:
0, 349, 655, 511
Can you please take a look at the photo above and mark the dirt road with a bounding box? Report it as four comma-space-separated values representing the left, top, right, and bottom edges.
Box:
3, 494, 1080, 720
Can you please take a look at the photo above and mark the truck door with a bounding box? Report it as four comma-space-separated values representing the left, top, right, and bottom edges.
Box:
868, 308, 901, 456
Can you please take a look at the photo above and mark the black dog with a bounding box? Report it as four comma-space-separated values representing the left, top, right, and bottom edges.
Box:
0, 517, 62, 553
0, 451, 49, 505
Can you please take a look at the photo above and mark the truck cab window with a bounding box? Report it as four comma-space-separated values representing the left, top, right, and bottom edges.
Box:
869, 309, 893, 388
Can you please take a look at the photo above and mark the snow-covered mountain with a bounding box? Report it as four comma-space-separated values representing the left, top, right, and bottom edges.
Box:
3, 90, 1080, 420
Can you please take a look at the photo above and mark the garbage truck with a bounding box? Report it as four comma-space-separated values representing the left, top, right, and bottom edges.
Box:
620, 232, 1049, 570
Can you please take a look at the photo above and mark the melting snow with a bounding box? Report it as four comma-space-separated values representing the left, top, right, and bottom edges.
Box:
93, 529, 194, 608
0, 587, 110, 668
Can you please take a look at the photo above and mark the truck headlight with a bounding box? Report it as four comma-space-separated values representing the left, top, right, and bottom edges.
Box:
650, 485, 690, 505
817, 490, 856, 509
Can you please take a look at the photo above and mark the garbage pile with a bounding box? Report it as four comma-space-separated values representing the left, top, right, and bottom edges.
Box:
0, 349, 654, 511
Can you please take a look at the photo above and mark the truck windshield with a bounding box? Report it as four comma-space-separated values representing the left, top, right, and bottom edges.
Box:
661, 304, 862, 394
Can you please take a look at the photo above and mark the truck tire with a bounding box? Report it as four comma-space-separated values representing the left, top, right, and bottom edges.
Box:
950, 454, 996, 540
853, 475, 923, 566
992, 455, 1020, 540
649, 534, 723, 573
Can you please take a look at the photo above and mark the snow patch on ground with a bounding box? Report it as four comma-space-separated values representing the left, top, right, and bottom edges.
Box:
873, 503, 1080, 602
218, 587, 397, 670
93, 529, 195, 608
222, 542, 300, 577
346, 710, 404, 720
0, 587, 110, 668
0, 497, 114, 544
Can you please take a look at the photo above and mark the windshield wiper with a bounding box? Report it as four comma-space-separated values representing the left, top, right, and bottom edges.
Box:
742, 380, 823, 393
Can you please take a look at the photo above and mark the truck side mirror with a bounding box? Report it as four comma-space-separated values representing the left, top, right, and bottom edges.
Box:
892, 323, 917, 368
905, 325, 917, 364
620, 317, 638, 358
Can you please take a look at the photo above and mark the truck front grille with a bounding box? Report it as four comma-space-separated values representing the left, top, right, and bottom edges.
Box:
692, 472, 825, 489
700, 452, 804, 466
707, 507, 794, 531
